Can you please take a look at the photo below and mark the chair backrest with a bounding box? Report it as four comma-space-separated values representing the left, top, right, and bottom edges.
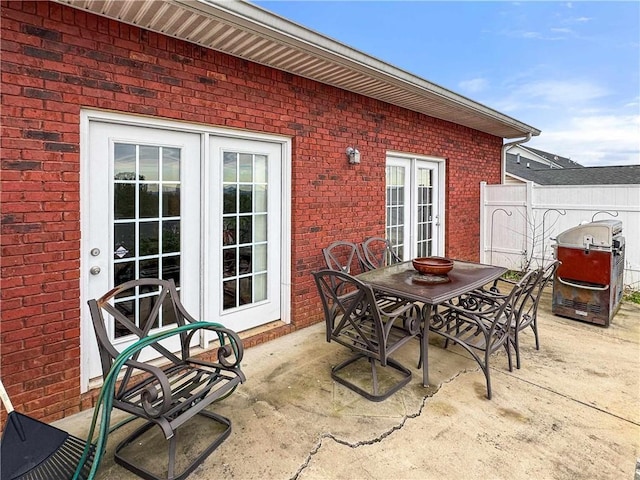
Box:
322, 240, 364, 274
540, 260, 561, 291
470, 270, 539, 346
87, 278, 194, 379
513, 260, 560, 329
510, 268, 546, 328
360, 237, 402, 271
312, 269, 391, 364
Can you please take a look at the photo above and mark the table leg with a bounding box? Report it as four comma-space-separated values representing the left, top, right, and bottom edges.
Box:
421, 304, 432, 387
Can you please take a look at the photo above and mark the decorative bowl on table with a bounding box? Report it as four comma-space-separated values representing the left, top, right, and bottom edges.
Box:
412, 257, 454, 276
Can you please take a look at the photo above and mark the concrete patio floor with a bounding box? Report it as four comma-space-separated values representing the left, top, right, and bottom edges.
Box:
57, 289, 640, 479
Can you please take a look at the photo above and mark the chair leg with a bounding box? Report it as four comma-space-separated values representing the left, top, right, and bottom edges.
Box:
369, 357, 379, 395
532, 321, 540, 350
505, 339, 513, 372
331, 353, 412, 402
483, 351, 492, 400
167, 433, 177, 480
513, 331, 522, 370
113, 410, 232, 480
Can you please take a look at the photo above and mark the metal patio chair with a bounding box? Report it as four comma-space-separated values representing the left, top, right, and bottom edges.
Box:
322, 240, 366, 274
430, 269, 540, 399
360, 237, 402, 271
312, 269, 422, 401
477, 260, 560, 369
508, 260, 561, 368
88, 278, 245, 480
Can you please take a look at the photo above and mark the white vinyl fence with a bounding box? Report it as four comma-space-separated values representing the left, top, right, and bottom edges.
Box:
480, 181, 640, 289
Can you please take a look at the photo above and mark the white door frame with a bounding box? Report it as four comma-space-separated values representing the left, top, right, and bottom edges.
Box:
386, 151, 446, 258
79, 109, 292, 391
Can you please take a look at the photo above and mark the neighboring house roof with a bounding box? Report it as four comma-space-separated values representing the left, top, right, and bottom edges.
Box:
53, 0, 540, 140
517, 146, 583, 169
505, 153, 640, 185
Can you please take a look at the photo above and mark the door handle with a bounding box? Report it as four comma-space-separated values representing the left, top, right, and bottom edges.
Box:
90, 266, 101, 275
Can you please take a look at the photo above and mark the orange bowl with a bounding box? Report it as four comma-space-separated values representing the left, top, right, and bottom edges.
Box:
412, 257, 454, 275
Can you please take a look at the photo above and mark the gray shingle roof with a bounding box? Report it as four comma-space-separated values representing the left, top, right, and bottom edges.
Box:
518, 146, 583, 168
505, 154, 640, 185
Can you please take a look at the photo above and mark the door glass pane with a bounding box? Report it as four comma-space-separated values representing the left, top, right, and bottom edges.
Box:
114, 144, 136, 179
254, 214, 267, 242
162, 185, 180, 217
255, 155, 267, 183
114, 185, 135, 219
416, 167, 434, 257
112, 142, 182, 340
239, 185, 252, 213
239, 216, 252, 244
386, 165, 405, 260
114, 223, 135, 258
223, 152, 237, 182
139, 222, 159, 256
223, 185, 237, 214
239, 153, 253, 182
222, 150, 269, 310
162, 147, 180, 181
139, 146, 159, 181
254, 244, 267, 272
139, 184, 159, 218
255, 185, 267, 212
163, 255, 180, 285
162, 220, 180, 253
223, 218, 236, 246
254, 273, 267, 302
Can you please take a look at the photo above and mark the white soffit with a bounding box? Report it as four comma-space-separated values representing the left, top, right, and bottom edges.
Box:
53, 0, 540, 139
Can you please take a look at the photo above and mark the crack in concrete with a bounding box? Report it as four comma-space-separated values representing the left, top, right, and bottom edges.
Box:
290, 369, 477, 480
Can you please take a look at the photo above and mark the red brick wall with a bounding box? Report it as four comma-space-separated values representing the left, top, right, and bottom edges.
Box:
0, 1, 502, 421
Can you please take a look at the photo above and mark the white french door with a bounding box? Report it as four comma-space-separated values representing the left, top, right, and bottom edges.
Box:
386, 154, 445, 260
83, 122, 202, 382
81, 113, 287, 388
205, 137, 282, 334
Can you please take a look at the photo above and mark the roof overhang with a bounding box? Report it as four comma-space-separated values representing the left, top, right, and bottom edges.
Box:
53, 0, 541, 139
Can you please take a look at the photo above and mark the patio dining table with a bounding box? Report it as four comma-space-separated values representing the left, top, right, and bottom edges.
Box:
357, 259, 507, 387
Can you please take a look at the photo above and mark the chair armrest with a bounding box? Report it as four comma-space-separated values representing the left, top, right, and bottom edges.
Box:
184, 323, 244, 369
432, 300, 498, 339
119, 358, 174, 418
114, 322, 244, 418
379, 300, 421, 335
486, 276, 518, 294
446, 289, 506, 314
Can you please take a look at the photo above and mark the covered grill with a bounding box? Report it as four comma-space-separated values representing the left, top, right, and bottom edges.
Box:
552, 219, 625, 326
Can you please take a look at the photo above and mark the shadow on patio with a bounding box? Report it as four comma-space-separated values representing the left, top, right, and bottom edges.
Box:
58, 290, 640, 479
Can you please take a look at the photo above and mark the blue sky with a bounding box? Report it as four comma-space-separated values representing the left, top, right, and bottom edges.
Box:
254, 1, 639, 166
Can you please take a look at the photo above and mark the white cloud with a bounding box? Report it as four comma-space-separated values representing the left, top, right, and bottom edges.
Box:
550, 27, 573, 34
458, 77, 488, 94
528, 114, 640, 166
573, 16, 592, 23
492, 79, 610, 113
485, 78, 638, 166
521, 80, 608, 104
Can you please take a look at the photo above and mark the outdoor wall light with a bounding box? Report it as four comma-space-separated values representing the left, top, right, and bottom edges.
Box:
346, 147, 361, 164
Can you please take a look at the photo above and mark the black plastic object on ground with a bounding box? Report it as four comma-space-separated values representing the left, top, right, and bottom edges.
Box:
0, 380, 95, 480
